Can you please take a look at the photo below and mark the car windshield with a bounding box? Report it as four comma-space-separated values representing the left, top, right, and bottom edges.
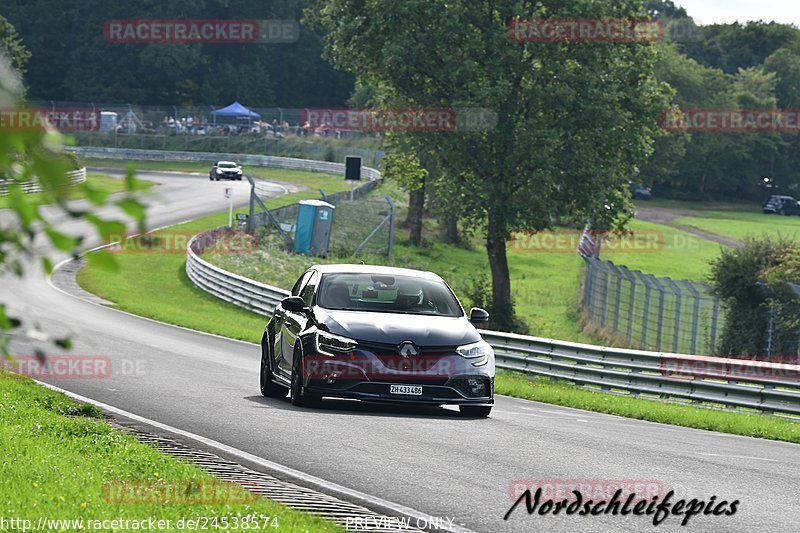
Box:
317, 273, 463, 317
218, 162, 237, 168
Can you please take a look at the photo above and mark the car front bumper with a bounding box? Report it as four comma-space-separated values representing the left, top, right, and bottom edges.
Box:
305, 378, 494, 405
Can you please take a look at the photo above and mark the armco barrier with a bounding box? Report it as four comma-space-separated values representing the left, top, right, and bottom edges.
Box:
0, 167, 87, 196
67, 146, 382, 181
185, 230, 800, 417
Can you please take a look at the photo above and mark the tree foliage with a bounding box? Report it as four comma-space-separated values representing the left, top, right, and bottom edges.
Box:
0, 0, 353, 106
710, 238, 800, 357
310, 0, 671, 329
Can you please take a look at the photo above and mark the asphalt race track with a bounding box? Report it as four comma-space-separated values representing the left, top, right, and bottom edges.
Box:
3, 169, 800, 532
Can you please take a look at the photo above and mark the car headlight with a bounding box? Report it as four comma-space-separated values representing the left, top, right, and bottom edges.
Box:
456, 340, 493, 366
315, 331, 358, 357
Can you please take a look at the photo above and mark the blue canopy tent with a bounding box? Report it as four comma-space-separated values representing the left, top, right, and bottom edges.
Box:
209, 102, 261, 128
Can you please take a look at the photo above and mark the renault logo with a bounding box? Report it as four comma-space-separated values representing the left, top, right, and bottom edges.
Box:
398, 341, 418, 357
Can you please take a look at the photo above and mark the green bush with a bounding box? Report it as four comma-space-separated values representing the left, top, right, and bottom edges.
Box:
710, 237, 799, 357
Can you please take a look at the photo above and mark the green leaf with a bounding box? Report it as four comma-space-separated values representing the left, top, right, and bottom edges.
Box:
116, 198, 147, 228
41, 257, 53, 275
44, 228, 80, 252
81, 182, 109, 205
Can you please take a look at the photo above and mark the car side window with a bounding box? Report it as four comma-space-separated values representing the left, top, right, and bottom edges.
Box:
299, 271, 319, 306
291, 272, 310, 296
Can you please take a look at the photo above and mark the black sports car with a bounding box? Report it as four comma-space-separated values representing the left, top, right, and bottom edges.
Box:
260, 264, 495, 416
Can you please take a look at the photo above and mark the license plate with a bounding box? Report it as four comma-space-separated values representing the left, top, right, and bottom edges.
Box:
390, 384, 423, 396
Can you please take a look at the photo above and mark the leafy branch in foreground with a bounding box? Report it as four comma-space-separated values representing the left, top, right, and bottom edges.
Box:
0, 52, 147, 357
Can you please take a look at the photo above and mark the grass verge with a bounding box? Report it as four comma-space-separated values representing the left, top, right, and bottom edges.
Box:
496, 371, 800, 443
0, 374, 341, 531
0, 173, 154, 210
673, 211, 800, 243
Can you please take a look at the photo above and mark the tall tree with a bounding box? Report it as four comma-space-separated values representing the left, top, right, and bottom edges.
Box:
310, 0, 670, 329
0, 14, 30, 79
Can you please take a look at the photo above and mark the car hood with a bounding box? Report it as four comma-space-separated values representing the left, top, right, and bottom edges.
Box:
314, 308, 481, 347
219, 167, 241, 172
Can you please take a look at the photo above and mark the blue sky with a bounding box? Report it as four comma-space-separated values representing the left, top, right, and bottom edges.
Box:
676, 0, 800, 27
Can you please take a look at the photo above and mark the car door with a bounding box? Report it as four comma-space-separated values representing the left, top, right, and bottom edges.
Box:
279, 270, 318, 374
274, 272, 310, 376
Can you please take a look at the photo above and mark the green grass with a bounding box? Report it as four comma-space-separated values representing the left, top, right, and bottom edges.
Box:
497, 371, 800, 443
0, 374, 341, 531
673, 211, 800, 243
639, 198, 758, 211
85, 159, 351, 193
0, 173, 154, 210
602, 219, 724, 281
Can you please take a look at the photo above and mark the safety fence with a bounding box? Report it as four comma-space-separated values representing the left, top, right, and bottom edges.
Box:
582, 257, 723, 356
0, 167, 86, 196
185, 231, 800, 417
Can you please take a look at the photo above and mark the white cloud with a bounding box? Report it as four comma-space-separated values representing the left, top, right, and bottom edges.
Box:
675, 0, 800, 27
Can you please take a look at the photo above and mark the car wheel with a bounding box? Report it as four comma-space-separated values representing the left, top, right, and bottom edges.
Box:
291, 345, 321, 407
260, 332, 289, 398
781, 209, 788, 216
459, 405, 492, 417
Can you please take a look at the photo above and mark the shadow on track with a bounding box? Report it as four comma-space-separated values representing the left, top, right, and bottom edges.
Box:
243, 395, 490, 420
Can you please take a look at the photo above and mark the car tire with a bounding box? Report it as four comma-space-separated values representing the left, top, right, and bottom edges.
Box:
459, 405, 492, 417
260, 332, 289, 398
291, 345, 321, 407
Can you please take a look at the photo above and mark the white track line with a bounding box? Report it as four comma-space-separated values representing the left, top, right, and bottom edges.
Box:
36, 380, 476, 533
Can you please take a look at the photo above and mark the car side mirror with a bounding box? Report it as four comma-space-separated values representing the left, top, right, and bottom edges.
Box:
469, 307, 490, 323
282, 296, 307, 313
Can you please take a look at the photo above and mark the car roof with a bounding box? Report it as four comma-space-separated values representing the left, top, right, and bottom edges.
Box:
770, 195, 795, 200
307, 263, 443, 281
216, 161, 238, 165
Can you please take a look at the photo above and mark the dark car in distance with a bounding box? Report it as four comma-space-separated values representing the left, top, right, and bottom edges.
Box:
763, 195, 800, 216
630, 182, 652, 200
260, 264, 495, 416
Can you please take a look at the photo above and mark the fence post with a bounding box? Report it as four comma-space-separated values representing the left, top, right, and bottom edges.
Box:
608, 263, 623, 334
387, 196, 395, 260
685, 281, 701, 355
639, 272, 652, 349
651, 276, 666, 352
600, 263, 609, 327
665, 278, 682, 354
709, 292, 720, 356
623, 267, 636, 344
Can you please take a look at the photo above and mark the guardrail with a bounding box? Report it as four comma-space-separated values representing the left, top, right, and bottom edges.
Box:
0, 167, 87, 196
186, 230, 290, 316
67, 146, 382, 181
185, 230, 800, 417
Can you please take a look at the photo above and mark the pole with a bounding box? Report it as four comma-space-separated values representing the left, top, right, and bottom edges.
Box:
228, 190, 234, 228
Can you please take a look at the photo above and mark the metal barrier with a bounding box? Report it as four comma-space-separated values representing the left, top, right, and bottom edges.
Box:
185, 230, 800, 417
67, 146, 382, 181
0, 167, 87, 196
186, 229, 290, 316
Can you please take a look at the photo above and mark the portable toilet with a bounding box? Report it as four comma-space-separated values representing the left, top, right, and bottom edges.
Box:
294, 200, 335, 256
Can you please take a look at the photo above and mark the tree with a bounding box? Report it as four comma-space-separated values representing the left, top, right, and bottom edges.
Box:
0, 14, 30, 80
710, 238, 800, 357
310, 0, 670, 329
1, 0, 354, 106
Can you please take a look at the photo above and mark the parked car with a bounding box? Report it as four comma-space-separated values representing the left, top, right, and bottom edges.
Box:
260, 264, 495, 416
762, 195, 800, 215
630, 182, 652, 200
209, 161, 243, 181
